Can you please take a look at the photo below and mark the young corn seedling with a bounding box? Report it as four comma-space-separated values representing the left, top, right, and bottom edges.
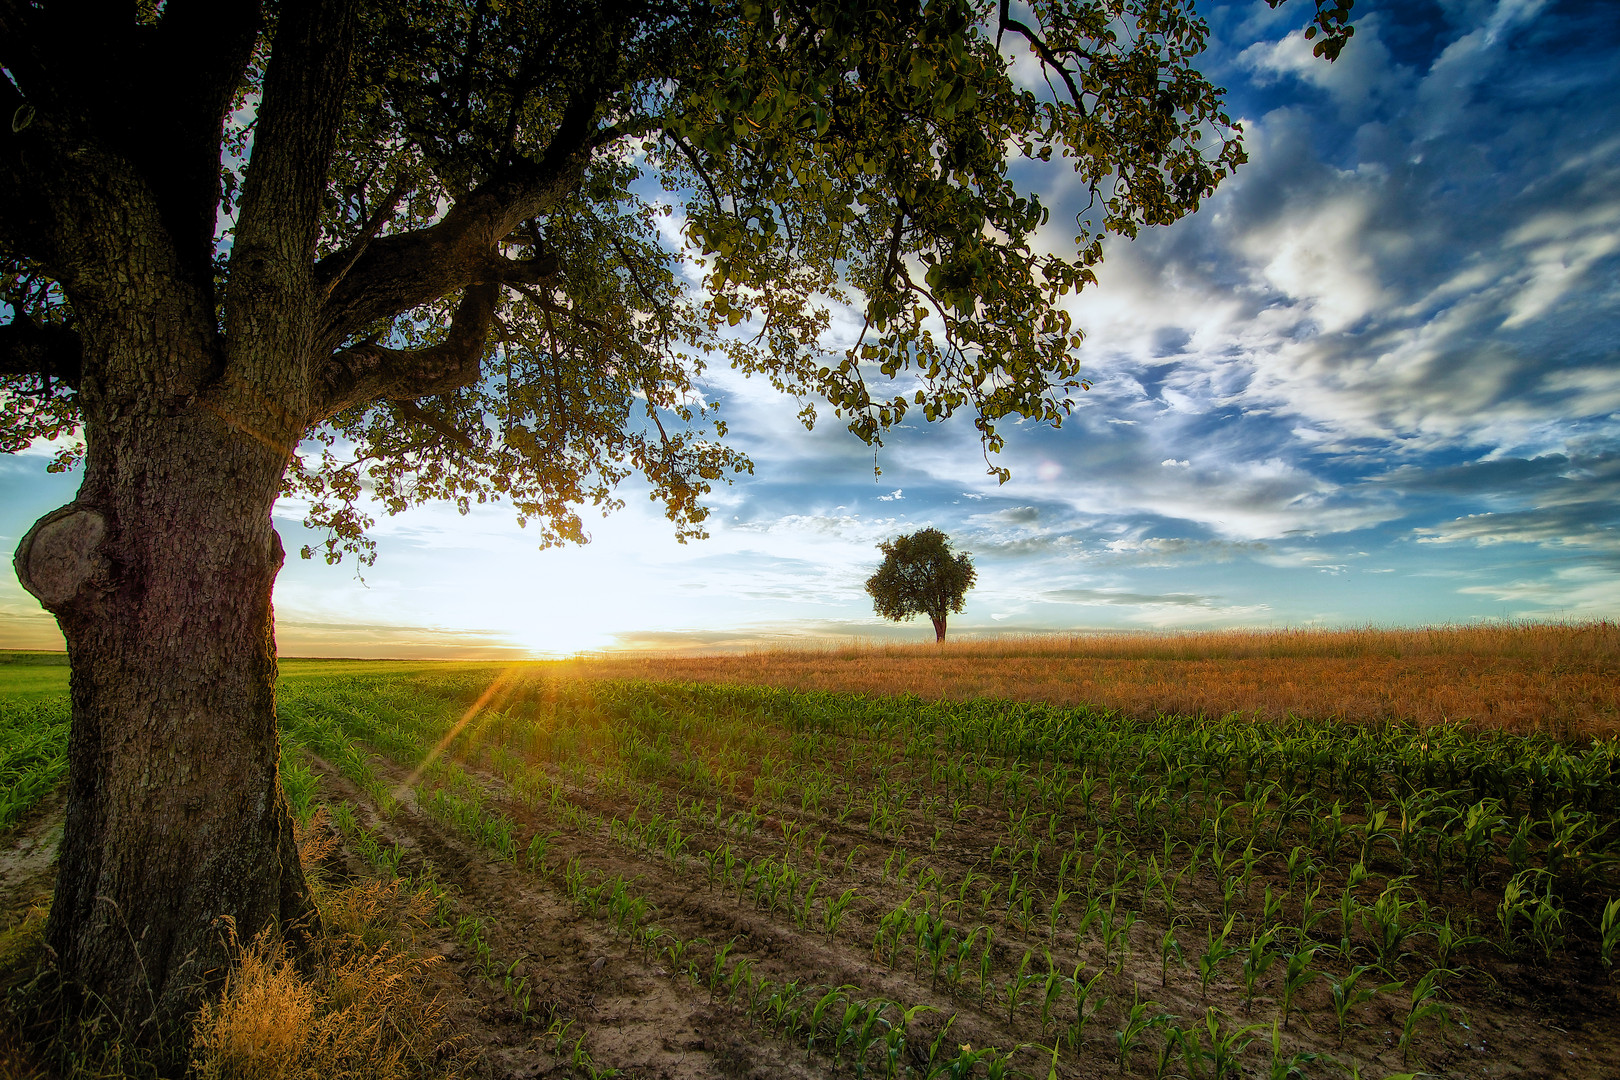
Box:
1189, 1008, 1266, 1080
1160, 922, 1186, 989
1048, 885, 1072, 944
1527, 886, 1566, 959
1497, 870, 1537, 952
1362, 879, 1419, 975
764, 979, 806, 1036
1068, 962, 1109, 1049
1002, 949, 1039, 1027
1456, 799, 1503, 889
1241, 929, 1280, 1014
945, 925, 985, 989
833, 996, 888, 1073
805, 985, 857, 1060
1157, 865, 1186, 921
1278, 947, 1319, 1029
1326, 965, 1403, 1045
1295, 881, 1331, 952
793, 879, 820, 932
1600, 896, 1620, 970
707, 940, 736, 1002
1012, 887, 1038, 934
1265, 1020, 1319, 1080
1506, 816, 1535, 874
1038, 953, 1071, 1036
1199, 916, 1240, 999
1357, 804, 1400, 867
881, 1003, 935, 1079
525, 830, 556, 872
1114, 987, 1169, 1075
1398, 967, 1460, 1063
1429, 910, 1485, 971
1284, 845, 1319, 888
725, 958, 757, 1007
976, 928, 995, 1004
1151, 1027, 1183, 1080
823, 887, 859, 939
1261, 886, 1285, 926
1335, 872, 1366, 962
872, 902, 911, 968
916, 910, 950, 986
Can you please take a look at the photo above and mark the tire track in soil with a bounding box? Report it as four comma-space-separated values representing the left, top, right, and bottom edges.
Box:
304, 752, 832, 1080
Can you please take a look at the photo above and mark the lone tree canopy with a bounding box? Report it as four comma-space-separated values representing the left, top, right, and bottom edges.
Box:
866, 528, 976, 641
0, 0, 1349, 1046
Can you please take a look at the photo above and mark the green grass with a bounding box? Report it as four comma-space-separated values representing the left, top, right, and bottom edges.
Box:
0, 696, 69, 829
0, 651, 70, 699
0, 655, 506, 831
0, 651, 507, 698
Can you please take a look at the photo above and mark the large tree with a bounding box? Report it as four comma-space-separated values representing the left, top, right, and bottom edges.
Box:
866, 528, 977, 641
0, 0, 1350, 1048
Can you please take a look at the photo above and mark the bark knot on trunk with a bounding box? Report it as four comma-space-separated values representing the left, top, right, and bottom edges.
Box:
15, 504, 112, 610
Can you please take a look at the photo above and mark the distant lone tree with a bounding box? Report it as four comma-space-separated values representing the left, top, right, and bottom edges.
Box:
866, 529, 977, 642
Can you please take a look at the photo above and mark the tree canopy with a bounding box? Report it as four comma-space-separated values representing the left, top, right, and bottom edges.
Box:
866, 527, 977, 641
0, 0, 1271, 556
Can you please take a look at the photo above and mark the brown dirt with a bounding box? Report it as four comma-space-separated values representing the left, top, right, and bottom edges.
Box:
0, 791, 62, 921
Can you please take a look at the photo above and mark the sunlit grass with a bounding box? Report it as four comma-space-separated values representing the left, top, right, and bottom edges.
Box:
551, 621, 1620, 738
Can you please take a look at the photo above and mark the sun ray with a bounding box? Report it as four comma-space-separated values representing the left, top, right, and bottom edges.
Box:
394, 665, 524, 799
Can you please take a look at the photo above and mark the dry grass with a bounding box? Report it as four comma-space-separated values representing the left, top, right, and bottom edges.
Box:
0, 814, 461, 1080
188, 930, 450, 1080
186, 812, 461, 1080
552, 621, 1620, 739
183, 814, 464, 1080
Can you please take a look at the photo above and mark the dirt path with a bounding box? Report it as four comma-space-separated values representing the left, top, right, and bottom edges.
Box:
0, 791, 62, 921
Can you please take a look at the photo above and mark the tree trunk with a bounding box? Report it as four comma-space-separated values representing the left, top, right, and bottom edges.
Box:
932, 614, 947, 642
14, 328, 312, 1049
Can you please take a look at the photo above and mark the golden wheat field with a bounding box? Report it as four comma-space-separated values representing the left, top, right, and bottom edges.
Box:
550, 622, 1620, 740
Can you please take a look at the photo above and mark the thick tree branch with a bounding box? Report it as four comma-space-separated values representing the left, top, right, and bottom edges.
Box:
228, 0, 355, 348
0, 314, 82, 390
320, 178, 411, 300
392, 399, 474, 450
314, 85, 602, 350
1, 1, 260, 271
314, 282, 498, 419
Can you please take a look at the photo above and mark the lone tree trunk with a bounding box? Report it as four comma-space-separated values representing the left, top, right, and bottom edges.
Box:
931, 614, 947, 642
12, 274, 315, 1046
2, 0, 353, 1049
16, 422, 312, 1041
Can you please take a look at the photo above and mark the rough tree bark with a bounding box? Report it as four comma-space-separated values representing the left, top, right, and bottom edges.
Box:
14, 395, 312, 1039
931, 614, 948, 643
1, 0, 353, 1046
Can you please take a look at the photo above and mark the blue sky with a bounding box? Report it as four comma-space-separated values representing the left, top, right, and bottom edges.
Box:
3, 0, 1618, 656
